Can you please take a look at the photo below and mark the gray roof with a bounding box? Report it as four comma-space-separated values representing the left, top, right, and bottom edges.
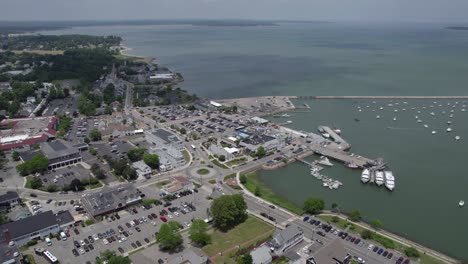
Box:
0, 192, 19, 203
151, 129, 181, 144
40, 140, 79, 160
271, 225, 303, 247
81, 184, 141, 216
167, 250, 207, 264
55, 210, 74, 226
0, 211, 58, 239
251, 245, 271, 264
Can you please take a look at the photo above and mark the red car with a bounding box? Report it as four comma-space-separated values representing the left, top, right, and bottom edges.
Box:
403, 259, 410, 264
160, 216, 167, 222
350, 237, 356, 242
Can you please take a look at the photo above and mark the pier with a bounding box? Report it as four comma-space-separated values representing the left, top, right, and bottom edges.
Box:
319, 126, 351, 150
298, 95, 468, 100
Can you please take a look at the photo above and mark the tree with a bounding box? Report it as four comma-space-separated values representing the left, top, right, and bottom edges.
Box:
219, 155, 226, 162
361, 229, 373, 239
46, 185, 58, 193
240, 174, 247, 184
331, 216, 339, 223
254, 186, 261, 196
371, 219, 383, 229
255, 146, 266, 157
303, 197, 325, 215
211, 194, 247, 231
91, 163, 106, 179
69, 178, 85, 192
89, 129, 102, 141
180, 128, 186, 135
96, 250, 131, 264
28, 178, 43, 189
157, 222, 183, 250
238, 253, 253, 264
127, 148, 146, 162
405, 247, 420, 258
349, 210, 362, 222
122, 166, 138, 181
143, 154, 159, 169
11, 151, 20, 161
331, 202, 339, 211
89, 147, 97, 156
16, 154, 49, 176
189, 219, 211, 246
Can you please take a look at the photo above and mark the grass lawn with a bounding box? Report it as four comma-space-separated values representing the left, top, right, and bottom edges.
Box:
181, 150, 191, 163
243, 172, 303, 215
202, 216, 274, 257
226, 157, 247, 167
196, 168, 210, 175
156, 180, 170, 188
224, 173, 236, 181
208, 179, 216, 184
211, 159, 228, 169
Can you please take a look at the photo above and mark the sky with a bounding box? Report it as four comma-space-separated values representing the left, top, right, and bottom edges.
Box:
1, 0, 468, 23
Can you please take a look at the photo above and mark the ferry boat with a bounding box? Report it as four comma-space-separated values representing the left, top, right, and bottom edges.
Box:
361, 169, 370, 183
384, 171, 395, 191
345, 162, 359, 169
375, 171, 384, 186
317, 156, 333, 167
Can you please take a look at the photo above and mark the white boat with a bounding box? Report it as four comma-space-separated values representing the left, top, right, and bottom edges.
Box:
361, 169, 370, 183
375, 171, 384, 186
423, 124, 428, 128
446, 128, 452, 132
322, 133, 330, 139
376, 115, 381, 119
430, 112, 435, 116
393, 117, 397, 121
447, 121, 452, 125
379, 107, 384, 110
417, 119, 422, 123
384, 171, 395, 191
432, 130, 437, 135
394, 109, 398, 112
415, 115, 419, 119
455, 136, 461, 141
462, 109, 466, 112
333, 128, 342, 134
459, 200, 464, 207
317, 156, 333, 167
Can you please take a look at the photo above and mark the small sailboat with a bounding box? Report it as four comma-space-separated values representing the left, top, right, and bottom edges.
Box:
459, 200, 465, 207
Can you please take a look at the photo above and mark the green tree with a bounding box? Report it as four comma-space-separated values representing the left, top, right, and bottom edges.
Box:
254, 186, 261, 196
143, 153, 159, 169
331, 216, 339, 223
179, 128, 186, 134
69, 178, 85, 192
89, 129, 102, 141
255, 146, 266, 157
96, 250, 131, 264
189, 220, 211, 246
89, 147, 97, 156
11, 151, 20, 161
84, 137, 90, 144
361, 229, 373, 239
240, 174, 247, 184
219, 155, 226, 162
349, 210, 362, 222
16, 154, 48, 176
103, 83, 116, 104
331, 202, 339, 211
211, 194, 247, 231
46, 185, 58, 193
91, 163, 106, 179
238, 253, 253, 264
404, 247, 420, 258
122, 166, 137, 180
156, 222, 183, 250
127, 148, 146, 162
302, 197, 325, 215
28, 178, 43, 189
371, 219, 384, 229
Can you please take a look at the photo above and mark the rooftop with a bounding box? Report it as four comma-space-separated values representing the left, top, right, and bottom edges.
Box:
81, 184, 141, 216
150, 129, 181, 144
0, 192, 19, 203
40, 140, 79, 160
0, 211, 58, 240
0, 116, 58, 150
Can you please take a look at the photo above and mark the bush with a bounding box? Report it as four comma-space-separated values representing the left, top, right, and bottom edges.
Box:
26, 240, 37, 247
331, 216, 339, 223
85, 219, 95, 226
361, 229, 373, 239
405, 247, 420, 258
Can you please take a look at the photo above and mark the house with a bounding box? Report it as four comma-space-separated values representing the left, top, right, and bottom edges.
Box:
81, 184, 141, 218
267, 225, 303, 254
167, 250, 208, 264
0, 192, 21, 212
163, 176, 194, 194
251, 245, 272, 264
0, 210, 74, 246
132, 161, 152, 179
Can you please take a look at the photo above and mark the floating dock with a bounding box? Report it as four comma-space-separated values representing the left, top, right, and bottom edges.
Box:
318, 126, 350, 150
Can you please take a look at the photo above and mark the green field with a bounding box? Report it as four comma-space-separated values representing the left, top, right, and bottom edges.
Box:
197, 168, 210, 175
156, 180, 170, 188
202, 216, 274, 257
226, 157, 247, 167
211, 159, 228, 169
243, 172, 303, 215
181, 150, 191, 163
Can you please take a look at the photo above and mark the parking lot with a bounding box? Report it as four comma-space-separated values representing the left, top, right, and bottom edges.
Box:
26, 188, 211, 264
37, 164, 92, 189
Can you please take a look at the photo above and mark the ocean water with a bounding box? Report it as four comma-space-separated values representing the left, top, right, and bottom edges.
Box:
39, 22, 468, 259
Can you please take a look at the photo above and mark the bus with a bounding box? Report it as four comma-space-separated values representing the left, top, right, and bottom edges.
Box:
43, 250, 58, 263
190, 145, 196, 150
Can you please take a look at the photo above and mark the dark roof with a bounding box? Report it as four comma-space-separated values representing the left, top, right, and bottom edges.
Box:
151, 129, 180, 144
19, 150, 42, 162
55, 211, 74, 226
0, 211, 58, 239
81, 184, 141, 216
0, 192, 19, 203
46, 141, 67, 151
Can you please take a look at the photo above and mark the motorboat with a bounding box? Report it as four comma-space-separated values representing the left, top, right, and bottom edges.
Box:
333, 128, 342, 134
430, 112, 435, 116
455, 136, 461, 141
432, 131, 437, 135
459, 200, 465, 207
417, 119, 422, 123
393, 117, 397, 121
345, 162, 359, 169
376, 115, 381, 119
322, 133, 330, 139
384, 171, 395, 191
447, 121, 452, 125
446, 128, 452, 132
462, 108, 466, 112
375, 171, 384, 186
317, 156, 333, 167
423, 124, 428, 128
361, 169, 370, 183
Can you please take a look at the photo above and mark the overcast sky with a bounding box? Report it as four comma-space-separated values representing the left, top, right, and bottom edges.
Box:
1, 0, 468, 23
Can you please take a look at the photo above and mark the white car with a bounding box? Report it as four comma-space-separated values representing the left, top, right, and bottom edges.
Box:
168, 214, 173, 219
151, 221, 157, 226
80, 240, 85, 246
368, 244, 374, 250
79, 248, 85, 254
93, 234, 99, 241
174, 212, 180, 217
103, 239, 109, 245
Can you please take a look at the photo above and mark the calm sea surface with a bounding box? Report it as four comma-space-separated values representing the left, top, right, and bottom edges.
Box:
40, 22, 468, 259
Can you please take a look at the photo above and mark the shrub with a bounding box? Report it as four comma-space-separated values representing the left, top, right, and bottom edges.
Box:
405, 247, 420, 258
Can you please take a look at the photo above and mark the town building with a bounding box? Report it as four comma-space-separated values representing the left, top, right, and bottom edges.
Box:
167, 250, 208, 264
310, 239, 352, 264
0, 116, 58, 151
81, 184, 141, 218
163, 176, 194, 194
267, 225, 304, 254
151, 145, 185, 169
251, 245, 272, 264
0, 210, 74, 246
132, 161, 152, 179
39, 140, 82, 169
240, 134, 285, 153
145, 128, 183, 151
0, 192, 21, 212
208, 144, 239, 161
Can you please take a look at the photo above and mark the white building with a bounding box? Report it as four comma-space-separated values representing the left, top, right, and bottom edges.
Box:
132, 161, 152, 179
145, 129, 183, 151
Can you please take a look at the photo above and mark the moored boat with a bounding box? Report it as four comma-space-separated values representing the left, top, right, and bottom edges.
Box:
384, 171, 395, 191
375, 171, 384, 186
459, 200, 465, 207
345, 162, 359, 169
317, 156, 333, 167
361, 169, 370, 183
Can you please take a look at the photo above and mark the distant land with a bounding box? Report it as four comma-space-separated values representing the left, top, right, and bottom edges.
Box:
445, 26, 468, 30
